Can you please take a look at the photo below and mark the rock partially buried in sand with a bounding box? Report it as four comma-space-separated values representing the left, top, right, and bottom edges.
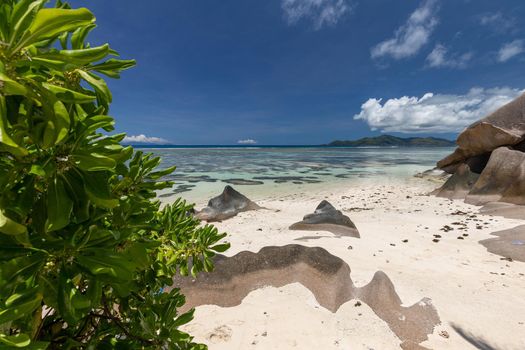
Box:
414, 168, 450, 182
479, 225, 525, 262
195, 186, 261, 222
479, 202, 525, 220
289, 200, 360, 237
433, 163, 479, 200
168, 244, 440, 347
465, 147, 525, 206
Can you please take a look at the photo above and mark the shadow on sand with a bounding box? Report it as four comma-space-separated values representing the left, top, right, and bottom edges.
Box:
451, 324, 498, 350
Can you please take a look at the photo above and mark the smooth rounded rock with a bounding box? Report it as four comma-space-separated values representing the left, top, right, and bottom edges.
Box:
195, 186, 261, 222
289, 200, 360, 237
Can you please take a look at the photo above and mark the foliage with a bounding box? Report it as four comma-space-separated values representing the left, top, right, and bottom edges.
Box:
0, 0, 229, 348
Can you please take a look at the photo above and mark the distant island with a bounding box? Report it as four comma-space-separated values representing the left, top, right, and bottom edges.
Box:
325, 135, 455, 147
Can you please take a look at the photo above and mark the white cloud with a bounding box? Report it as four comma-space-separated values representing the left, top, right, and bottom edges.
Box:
498, 40, 524, 62
122, 134, 169, 144
371, 0, 439, 60
426, 44, 473, 68
479, 12, 517, 34
354, 87, 524, 133
281, 0, 353, 30
237, 139, 257, 145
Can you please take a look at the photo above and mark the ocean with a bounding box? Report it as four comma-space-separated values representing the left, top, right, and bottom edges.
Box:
141, 146, 453, 203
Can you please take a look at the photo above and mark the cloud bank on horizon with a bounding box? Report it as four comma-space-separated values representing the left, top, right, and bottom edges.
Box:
354, 87, 524, 133
122, 134, 169, 144
237, 139, 258, 145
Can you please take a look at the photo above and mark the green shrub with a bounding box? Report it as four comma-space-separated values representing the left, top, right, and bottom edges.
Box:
0, 1, 229, 348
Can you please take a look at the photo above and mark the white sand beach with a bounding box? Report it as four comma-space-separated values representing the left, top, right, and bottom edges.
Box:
179, 176, 525, 349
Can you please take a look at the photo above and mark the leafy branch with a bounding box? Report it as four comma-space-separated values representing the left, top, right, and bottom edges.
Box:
0, 1, 229, 349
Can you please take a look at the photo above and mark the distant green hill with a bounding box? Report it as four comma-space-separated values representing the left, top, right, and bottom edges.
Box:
326, 135, 455, 147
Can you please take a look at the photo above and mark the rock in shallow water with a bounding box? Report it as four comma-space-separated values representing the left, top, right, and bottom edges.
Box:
195, 185, 261, 222
289, 200, 360, 237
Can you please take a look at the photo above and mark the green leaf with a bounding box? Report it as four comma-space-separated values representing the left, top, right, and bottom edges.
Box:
30, 57, 68, 71
210, 243, 230, 253
9, 0, 46, 45
37, 44, 110, 65
39, 275, 58, 309
81, 170, 118, 208
76, 253, 134, 281
77, 69, 112, 106
73, 152, 116, 171
52, 99, 70, 145
149, 166, 176, 180
45, 176, 73, 232
36, 120, 56, 149
11, 7, 94, 54
0, 288, 42, 324
71, 23, 96, 49
89, 58, 136, 78
9, 341, 50, 350
57, 270, 79, 324
1, 253, 47, 283
0, 210, 27, 236
42, 82, 95, 103
173, 309, 194, 327
29, 164, 45, 177
0, 96, 27, 156
0, 333, 30, 347
0, 72, 28, 96
82, 115, 115, 135
62, 170, 90, 223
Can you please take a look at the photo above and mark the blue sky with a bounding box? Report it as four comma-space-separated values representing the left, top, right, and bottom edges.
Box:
70, 0, 525, 145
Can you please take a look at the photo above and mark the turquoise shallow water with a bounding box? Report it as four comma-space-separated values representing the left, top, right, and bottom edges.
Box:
144, 146, 453, 203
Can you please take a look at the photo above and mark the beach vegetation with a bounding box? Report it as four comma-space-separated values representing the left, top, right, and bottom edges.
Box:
0, 1, 228, 348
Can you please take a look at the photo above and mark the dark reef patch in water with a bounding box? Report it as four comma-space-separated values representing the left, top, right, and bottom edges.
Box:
254, 176, 322, 184
167, 174, 218, 183
173, 184, 196, 194
222, 179, 264, 185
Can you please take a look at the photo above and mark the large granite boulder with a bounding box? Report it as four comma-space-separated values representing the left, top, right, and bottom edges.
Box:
465, 147, 525, 206
438, 93, 525, 170
433, 163, 479, 200
289, 200, 360, 237
195, 186, 260, 222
